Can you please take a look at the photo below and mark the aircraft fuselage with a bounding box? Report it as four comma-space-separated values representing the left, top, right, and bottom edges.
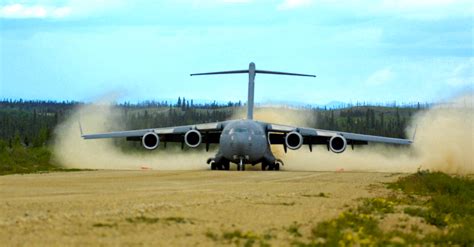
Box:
217, 120, 274, 166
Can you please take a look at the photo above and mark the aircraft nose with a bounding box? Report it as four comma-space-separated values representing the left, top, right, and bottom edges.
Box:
231, 133, 250, 153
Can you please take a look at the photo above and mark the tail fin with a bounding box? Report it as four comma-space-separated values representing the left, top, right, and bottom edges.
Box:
191, 62, 316, 120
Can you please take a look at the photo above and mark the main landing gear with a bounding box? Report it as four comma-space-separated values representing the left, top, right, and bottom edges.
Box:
207, 158, 230, 170
261, 159, 283, 171
207, 158, 283, 171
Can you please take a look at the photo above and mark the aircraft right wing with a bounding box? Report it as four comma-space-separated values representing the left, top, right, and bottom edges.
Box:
81, 121, 228, 144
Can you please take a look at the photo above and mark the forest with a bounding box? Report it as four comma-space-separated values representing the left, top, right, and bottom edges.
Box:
0, 98, 427, 174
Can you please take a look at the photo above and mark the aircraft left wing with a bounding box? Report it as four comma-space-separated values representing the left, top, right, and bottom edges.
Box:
264, 122, 412, 148
81, 121, 227, 144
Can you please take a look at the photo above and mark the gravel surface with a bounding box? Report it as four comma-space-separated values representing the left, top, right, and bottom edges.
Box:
0, 170, 402, 246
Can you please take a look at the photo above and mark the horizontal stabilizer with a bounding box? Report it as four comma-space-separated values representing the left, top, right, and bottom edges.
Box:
191, 69, 316, 77
190, 70, 248, 76
256, 70, 316, 77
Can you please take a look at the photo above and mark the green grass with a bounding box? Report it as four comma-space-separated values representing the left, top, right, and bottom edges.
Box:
294, 171, 474, 246
357, 197, 395, 215
206, 229, 271, 247
286, 222, 303, 237
301, 192, 329, 198
125, 216, 160, 224
0, 144, 93, 175
125, 216, 193, 225
92, 222, 117, 228
257, 201, 296, 206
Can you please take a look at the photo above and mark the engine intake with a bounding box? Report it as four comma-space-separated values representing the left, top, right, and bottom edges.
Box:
285, 131, 303, 150
329, 135, 347, 153
142, 132, 160, 150
185, 130, 202, 148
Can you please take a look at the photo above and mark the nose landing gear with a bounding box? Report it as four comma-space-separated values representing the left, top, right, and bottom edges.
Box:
237, 158, 245, 171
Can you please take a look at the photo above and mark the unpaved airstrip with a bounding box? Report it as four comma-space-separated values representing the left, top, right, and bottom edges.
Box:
0, 170, 403, 246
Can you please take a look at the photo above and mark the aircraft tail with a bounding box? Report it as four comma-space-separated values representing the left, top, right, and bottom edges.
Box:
191, 62, 316, 120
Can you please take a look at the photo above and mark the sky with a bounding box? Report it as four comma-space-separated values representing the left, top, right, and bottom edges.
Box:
0, 0, 473, 105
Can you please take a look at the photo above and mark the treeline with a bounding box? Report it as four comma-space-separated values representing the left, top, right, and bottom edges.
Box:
0, 98, 428, 148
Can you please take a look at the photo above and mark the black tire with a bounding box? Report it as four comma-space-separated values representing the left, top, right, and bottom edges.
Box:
211, 163, 217, 170
223, 162, 230, 170
268, 164, 274, 171
274, 163, 280, 171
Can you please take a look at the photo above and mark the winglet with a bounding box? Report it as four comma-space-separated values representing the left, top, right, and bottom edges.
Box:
411, 125, 417, 143
79, 120, 84, 137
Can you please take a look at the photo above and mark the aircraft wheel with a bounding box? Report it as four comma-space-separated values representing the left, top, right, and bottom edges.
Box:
223, 162, 230, 170
261, 162, 268, 171
211, 163, 217, 170
274, 163, 280, 171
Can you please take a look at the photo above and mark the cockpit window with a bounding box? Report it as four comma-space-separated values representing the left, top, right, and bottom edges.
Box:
229, 128, 249, 134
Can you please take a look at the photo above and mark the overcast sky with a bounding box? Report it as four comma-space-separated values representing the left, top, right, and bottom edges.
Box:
1, 0, 473, 104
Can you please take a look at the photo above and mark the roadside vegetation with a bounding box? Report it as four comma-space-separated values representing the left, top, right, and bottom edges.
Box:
298, 171, 473, 246
0, 137, 89, 175
204, 171, 474, 246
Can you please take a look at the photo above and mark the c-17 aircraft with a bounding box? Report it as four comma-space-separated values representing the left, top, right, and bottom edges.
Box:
81, 62, 413, 171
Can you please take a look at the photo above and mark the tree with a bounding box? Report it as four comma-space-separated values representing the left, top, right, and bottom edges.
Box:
177, 97, 182, 107
33, 127, 48, 147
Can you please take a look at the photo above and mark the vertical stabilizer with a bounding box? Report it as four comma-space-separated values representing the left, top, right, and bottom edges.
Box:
247, 62, 256, 120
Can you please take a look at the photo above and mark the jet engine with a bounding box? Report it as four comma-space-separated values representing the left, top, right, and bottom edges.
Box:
142, 132, 160, 150
285, 131, 303, 150
185, 130, 202, 148
329, 135, 347, 153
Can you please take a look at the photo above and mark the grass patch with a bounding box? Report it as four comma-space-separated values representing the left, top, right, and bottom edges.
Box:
164, 217, 193, 224
125, 216, 193, 225
258, 201, 296, 206
205, 229, 272, 247
295, 171, 474, 246
357, 197, 395, 215
301, 192, 329, 198
390, 171, 474, 228
0, 145, 93, 175
92, 222, 117, 228
126, 216, 160, 224
286, 222, 302, 237
307, 211, 383, 246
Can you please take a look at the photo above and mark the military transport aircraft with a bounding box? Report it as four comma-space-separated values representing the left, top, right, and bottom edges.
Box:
81, 62, 413, 171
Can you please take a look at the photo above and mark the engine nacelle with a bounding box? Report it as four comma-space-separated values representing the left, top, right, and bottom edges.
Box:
142, 132, 160, 150
285, 131, 303, 150
329, 135, 347, 153
185, 130, 202, 148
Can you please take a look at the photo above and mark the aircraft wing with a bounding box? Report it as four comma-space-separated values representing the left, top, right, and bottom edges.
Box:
265, 122, 413, 146
81, 121, 227, 144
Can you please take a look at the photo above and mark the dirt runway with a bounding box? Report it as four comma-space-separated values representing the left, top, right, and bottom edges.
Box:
0, 170, 403, 246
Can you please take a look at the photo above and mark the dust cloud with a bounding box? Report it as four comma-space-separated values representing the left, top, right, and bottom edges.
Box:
53, 99, 211, 170
54, 95, 473, 174
249, 94, 473, 174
